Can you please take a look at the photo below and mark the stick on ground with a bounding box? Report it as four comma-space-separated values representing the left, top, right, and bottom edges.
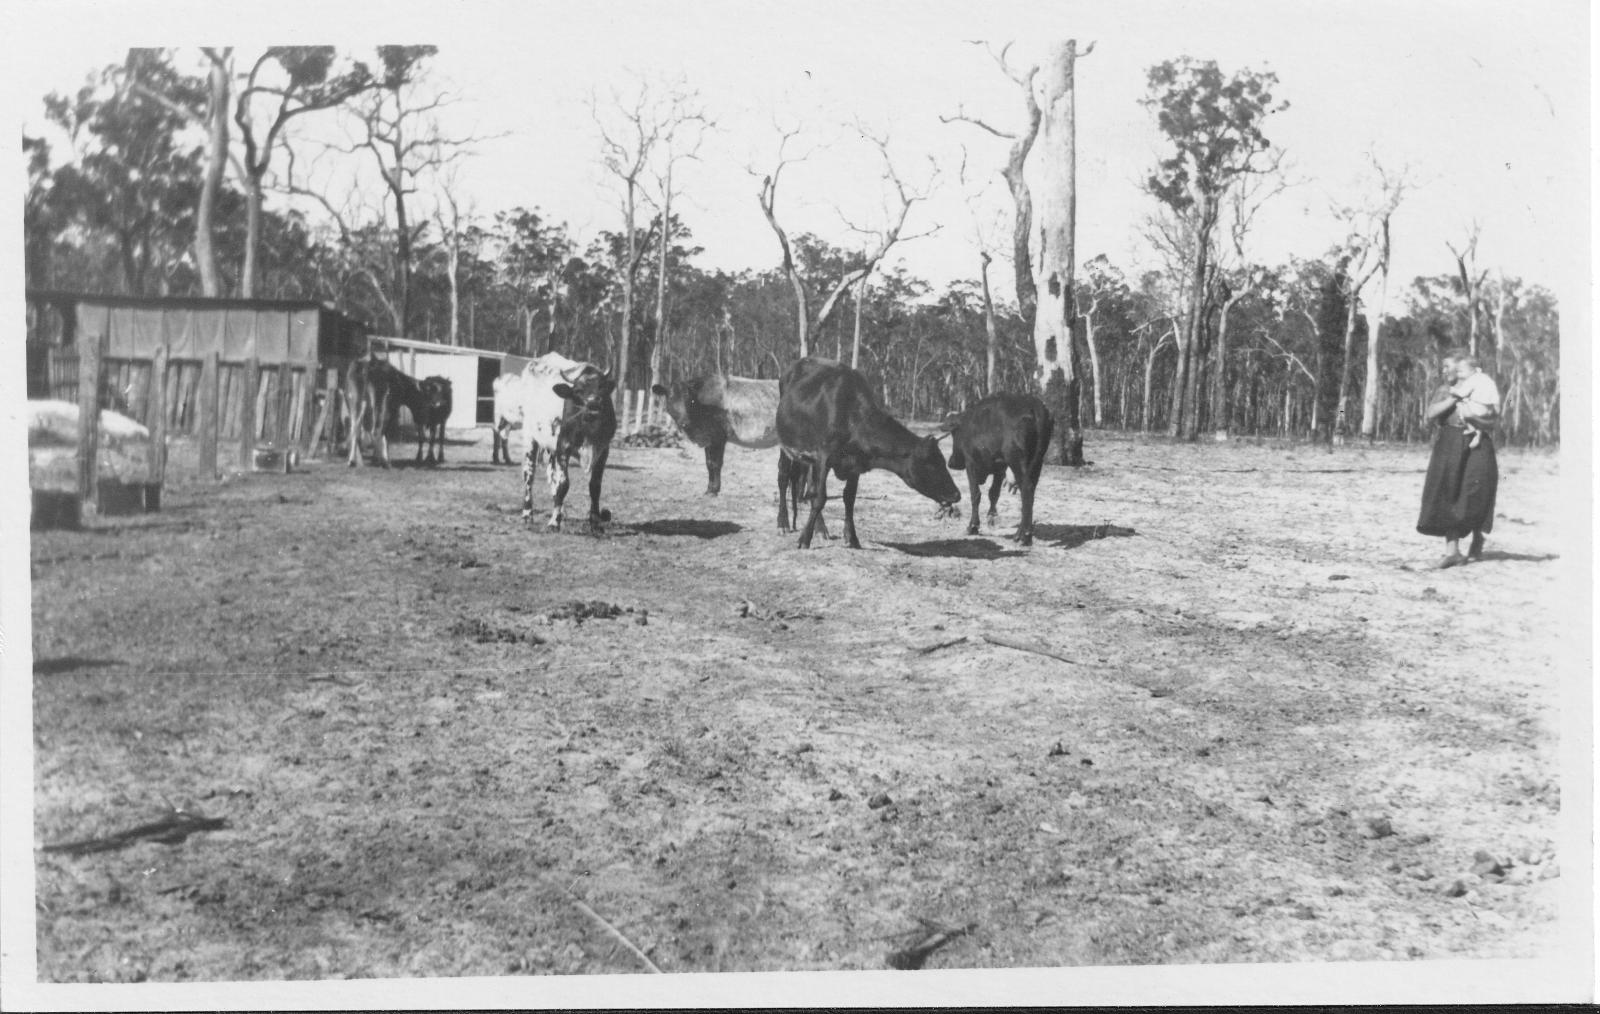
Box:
915, 636, 968, 655
553, 881, 662, 973
980, 633, 1082, 665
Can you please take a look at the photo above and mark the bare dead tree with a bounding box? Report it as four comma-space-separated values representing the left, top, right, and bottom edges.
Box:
594, 77, 697, 396
641, 87, 710, 389
1446, 223, 1490, 358
754, 123, 931, 363
344, 76, 485, 337
1209, 160, 1288, 438
947, 39, 1093, 463
1330, 158, 1408, 439
828, 126, 938, 368
753, 121, 819, 356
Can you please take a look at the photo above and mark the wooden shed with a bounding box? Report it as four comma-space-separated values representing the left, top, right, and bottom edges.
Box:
26, 290, 369, 524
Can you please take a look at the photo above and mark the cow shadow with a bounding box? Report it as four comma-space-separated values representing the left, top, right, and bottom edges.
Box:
881, 537, 1025, 560
630, 519, 742, 540
1030, 523, 1139, 549
34, 657, 122, 676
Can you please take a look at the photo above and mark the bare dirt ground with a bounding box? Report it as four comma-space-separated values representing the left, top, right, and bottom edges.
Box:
28, 425, 1571, 981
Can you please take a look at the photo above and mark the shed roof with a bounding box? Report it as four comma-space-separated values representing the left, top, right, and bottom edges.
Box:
26, 289, 367, 325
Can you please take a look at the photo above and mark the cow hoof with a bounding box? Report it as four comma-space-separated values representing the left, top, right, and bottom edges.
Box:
965, 525, 980, 537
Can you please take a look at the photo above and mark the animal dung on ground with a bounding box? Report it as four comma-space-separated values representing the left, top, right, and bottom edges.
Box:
867, 792, 893, 809
449, 618, 545, 645
545, 600, 633, 624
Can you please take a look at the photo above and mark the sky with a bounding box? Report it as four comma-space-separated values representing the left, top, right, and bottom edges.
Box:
7, 0, 1593, 318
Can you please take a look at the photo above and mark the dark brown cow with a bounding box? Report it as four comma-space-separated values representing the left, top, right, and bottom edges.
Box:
776, 357, 960, 549
345, 356, 430, 469
415, 376, 452, 464
945, 392, 1053, 546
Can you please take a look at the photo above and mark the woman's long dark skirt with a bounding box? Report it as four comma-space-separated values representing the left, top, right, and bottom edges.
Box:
1417, 425, 1498, 539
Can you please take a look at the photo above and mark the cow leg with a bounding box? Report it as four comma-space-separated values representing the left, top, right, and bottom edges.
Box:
346, 401, 364, 467
966, 467, 983, 536
777, 453, 795, 533
493, 425, 507, 465
436, 426, 445, 463
986, 470, 1005, 523
705, 439, 726, 496
547, 450, 570, 531
840, 473, 862, 549
1016, 460, 1036, 547
584, 443, 611, 532
520, 444, 539, 522
797, 459, 829, 549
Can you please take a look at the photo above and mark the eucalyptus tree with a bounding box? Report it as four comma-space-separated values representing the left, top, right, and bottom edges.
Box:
1141, 57, 1287, 440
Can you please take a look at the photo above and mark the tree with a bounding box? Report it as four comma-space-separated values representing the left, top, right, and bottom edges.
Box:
231, 48, 394, 297
44, 53, 208, 295
755, 124, 930, 362
1331, 159, 1408, 440
338, 47, 473, 335
643, 91, 710, 390
1142, 57, 1287, 440
594, 76, 703, 401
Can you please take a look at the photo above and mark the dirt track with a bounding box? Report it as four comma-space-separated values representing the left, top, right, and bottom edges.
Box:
29, 427, 1569, 980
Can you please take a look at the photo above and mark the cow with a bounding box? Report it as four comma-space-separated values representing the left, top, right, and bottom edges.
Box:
514, 352, 618, 532
490, 371, 531, 465
345, 356, 430, 468
776, 356, 960, 549
415, 376, 452, 464
944, 392, 1053, 547
650, 375, 781, 495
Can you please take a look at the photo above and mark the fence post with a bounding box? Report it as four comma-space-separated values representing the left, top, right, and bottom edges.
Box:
239, 356, 259, 471
274, 361, 292, 452
198, 351, 220, 477
75, 320, 109, 522
148, 345, 168, 510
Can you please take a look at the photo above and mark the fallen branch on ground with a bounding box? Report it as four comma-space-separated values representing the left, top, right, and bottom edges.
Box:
42, 808, 227, 856
980, 633, 1082, 665
915, 636, 968, 655
552, 880, 662, 973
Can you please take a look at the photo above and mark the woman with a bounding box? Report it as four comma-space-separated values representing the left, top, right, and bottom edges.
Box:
1417, 349, 1500, 568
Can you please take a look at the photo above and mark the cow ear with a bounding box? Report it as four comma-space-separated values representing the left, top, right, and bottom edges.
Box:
552, 383, 575, 400
597, 372, 617, 394
924, 433, 947, 463
651, 384, 667, 396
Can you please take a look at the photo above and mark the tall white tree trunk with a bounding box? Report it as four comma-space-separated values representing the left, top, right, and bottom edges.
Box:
1359, 259, 1390, 440
1025, 40, 1087, 465
197, 52, 230, 297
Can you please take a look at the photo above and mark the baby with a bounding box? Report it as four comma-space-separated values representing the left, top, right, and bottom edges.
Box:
1449, 358, 1500, 448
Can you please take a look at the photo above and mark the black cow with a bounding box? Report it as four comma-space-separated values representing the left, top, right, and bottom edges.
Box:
945, 392, 1053, 546
345, 356, 430, 469
776, 357, 960, 549
651, 375, 780, 495
415, 376, 452, 464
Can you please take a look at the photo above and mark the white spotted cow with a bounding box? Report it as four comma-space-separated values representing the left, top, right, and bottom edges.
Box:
515, 352, 618, 532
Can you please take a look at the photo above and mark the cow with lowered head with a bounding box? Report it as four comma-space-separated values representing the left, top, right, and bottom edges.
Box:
345, 356, 431, 469
776, 357, 960, 549
651, 374, 781, 495
944, 392, 1053, 546
514, 352, 617, 532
